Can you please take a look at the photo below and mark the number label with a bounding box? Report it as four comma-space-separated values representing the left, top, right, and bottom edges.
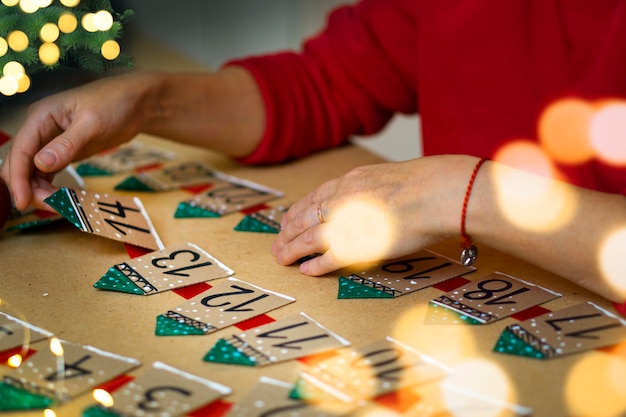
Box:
159, 278, 295, 335
432, 272, 560, 323
343, 250, 474, 298
503, 301, 626, 358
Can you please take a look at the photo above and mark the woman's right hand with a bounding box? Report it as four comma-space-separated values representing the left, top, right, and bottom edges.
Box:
1, 71, 154, 211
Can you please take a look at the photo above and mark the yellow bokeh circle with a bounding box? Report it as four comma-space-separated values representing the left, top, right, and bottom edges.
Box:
7, 30, 29, 52
39, 42, 60, 66
94, 10, 114, 31
101, 40, 120, 60
3, 61, 24, 77
0, 76, 19, 96
40, 22, 60, 43
58, 12, 78, 33
81, 13, 98, 32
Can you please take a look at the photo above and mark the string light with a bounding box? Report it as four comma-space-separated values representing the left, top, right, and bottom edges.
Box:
7, 30, 28, 52
0, 0, 133, 96
40, 22, 60, 43
58, 12, 78, 33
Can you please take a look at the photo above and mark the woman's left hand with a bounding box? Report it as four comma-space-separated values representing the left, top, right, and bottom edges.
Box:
272, 155, 476, 275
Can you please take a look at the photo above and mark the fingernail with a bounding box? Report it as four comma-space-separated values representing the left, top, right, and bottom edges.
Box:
36, 150, 57, 169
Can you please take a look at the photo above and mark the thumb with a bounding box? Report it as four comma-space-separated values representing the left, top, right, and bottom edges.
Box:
34, 132, 81, 174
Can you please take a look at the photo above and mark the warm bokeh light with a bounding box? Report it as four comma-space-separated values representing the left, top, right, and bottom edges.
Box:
393, 303, 478, 365
597, 227, 626, 298
94, 10, 114, 31
493, 140, 555, 178
538, 98, 595, 165
34, 0, 53, 6
40, 22, 60, 43
49, 337, 64, 356
7, 30, 29, 52
0, 38, 8, 57
18, 0, 39, 13
81, 13, 98, 32
43, 409, 56, 417
3, 60, 24, 77
58, 12, 78, 33
7, 353, 22, 368
1, 0, 19, 6
565, 353, 626, 416
92, 388, 114, 407
101, 39, 120, 60
493, 142, 577, 233
443, 359, 522, 417
0, 76, 19, 96
589, 102, 626, 166
16, 73, 30, 93
39, 42, 60, 65
59, 0, 79, 6
322, 197, 396, 267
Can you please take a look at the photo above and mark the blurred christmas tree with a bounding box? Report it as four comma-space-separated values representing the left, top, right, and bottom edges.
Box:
0, 0, 134, 97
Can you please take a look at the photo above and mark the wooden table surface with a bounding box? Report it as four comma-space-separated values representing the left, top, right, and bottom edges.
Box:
1, 34, 626, 417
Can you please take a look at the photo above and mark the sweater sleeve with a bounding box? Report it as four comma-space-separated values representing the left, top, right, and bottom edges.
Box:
226, 0, 418, 165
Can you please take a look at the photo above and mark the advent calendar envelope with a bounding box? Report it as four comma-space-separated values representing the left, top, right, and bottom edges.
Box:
430, 272, 561, 324
94, 242, 234, 295
204, 312, 350, 366
234, 204, 290, 234
75, 141, 175, 176
494, 301, 626, 359
291, 336, 452, 404
175, 175, 283, 218
338, 249, 475, 299
0, 311, 52, 353
1, 338, 140, 405
226, 376, 357, 417
115, 160, 224, 192
155, 277, 295, 336
87, 361, 231, 417
45, 187, 164, 250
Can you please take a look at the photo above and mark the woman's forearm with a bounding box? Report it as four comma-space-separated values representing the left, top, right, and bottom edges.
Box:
141, 66, 265, 159
468, 160, 626, 302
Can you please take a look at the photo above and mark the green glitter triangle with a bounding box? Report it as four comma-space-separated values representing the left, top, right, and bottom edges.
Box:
174, 202, 221, 218
493, 328, 545, 359
288, 377, 339, 402
94, 266, 144, 295
82, 405, 122, 417
425, 301, 483, 325
7, 218, 58, 231
234, 215, 279, 233
337, 276, 394, 299
0, 382, 54, 411
155, 314, 206, 336
76, 164, 112, 176
203, 338, 257, 366
114, 176, 155, 192
44, 188, 83, 230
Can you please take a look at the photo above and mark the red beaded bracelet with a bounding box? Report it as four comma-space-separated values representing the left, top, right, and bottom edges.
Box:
460, 157, 488, 266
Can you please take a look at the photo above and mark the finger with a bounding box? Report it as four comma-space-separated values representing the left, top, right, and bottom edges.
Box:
274, 223, 328, 266
29, 172, 59, 211
33, 117, 102, 173
275, 202, 331, 256
280, 178, 338, 228
5, 109, 65, 209
299, 250, 343, 276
